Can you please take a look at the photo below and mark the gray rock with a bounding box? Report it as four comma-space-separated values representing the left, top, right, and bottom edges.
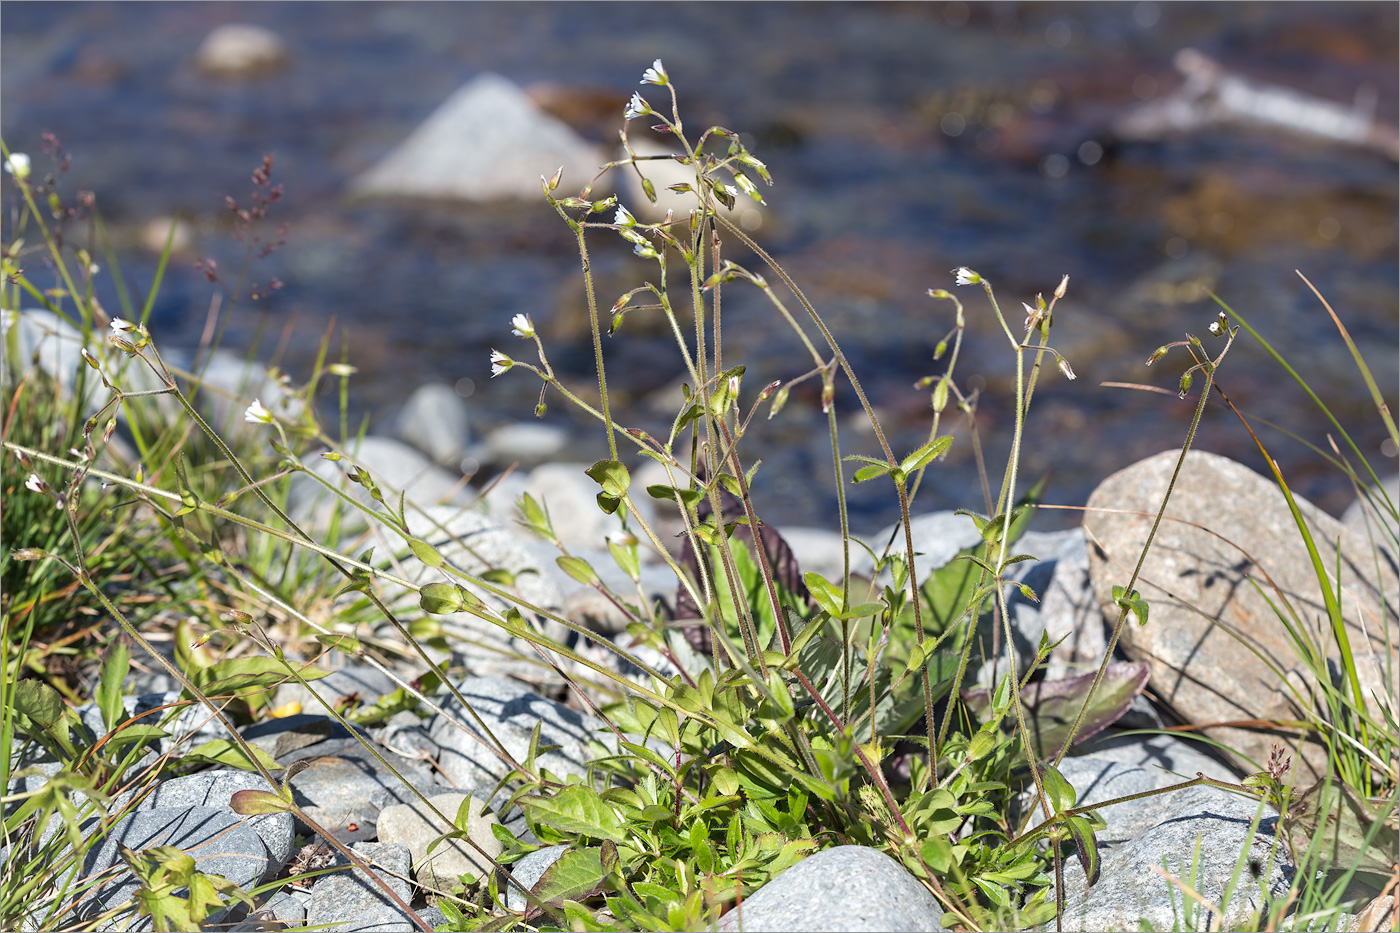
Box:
280, 736, 442, 843
240, 713, 359, 759
503, 844, 569, 911
1051, 785, 1293, 932
429, 677, 603, 800
398, 381, 471, 469
270, 664, 397, 720
1074, 730, 1241, 785
74, 805, 280, 930
522, 462, 657, 553
375, 791, 503, 892
351, 73, 604, 202
1084, 450, 1398, 781
306, 841, 417, 933
852, 510, 985, 580
1340, 473, 1398, 551
195, 24, 288, 77
779, 526, 855, 586
477, 421, 571, 466
106, 769, 294, 867
239, 889, 306, 929
287, 436, 473, 534
1002, 528, 1107, 682
716, 845, 945, 932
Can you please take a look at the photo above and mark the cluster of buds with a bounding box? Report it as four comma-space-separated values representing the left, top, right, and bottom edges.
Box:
107, 317, 150, 355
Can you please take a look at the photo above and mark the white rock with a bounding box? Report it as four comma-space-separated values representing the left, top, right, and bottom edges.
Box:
397, 381, 471, 468
478, 421, 570, 465
617, 136, 767, 231
780, 526, 854, 584
375, 792, 502, 891
352, 73, 605, 202
195, 24, 288, 77
522, 462, 656, 552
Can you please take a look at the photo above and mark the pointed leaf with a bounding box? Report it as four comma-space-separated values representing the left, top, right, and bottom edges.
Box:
98, 638, 131, 733
1039, 764, 1077, 814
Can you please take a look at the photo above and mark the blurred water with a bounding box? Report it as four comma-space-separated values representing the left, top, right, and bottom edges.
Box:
3, 2, 1396, 533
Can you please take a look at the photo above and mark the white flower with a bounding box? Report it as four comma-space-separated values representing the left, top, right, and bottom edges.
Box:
3, 152, 30, 180
624, 92, 651, 121
25, 473, 48, 494
243, 398, 273, 424
954, 267, 981, 286
110, 317, 138, 334
510, 313, 535, 338
1022, 302, 1042, 332
640, 59, 669, 86
613, 205, 636, 227
1056, 355, 1077, 381
489, 349, 513, 377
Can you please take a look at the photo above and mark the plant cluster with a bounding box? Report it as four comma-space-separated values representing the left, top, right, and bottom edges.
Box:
2, 62, 1395, 932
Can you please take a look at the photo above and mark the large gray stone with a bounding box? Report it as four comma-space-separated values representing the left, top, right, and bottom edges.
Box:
351, 73, 604, 202
74, 805, 281, 930
375, 791, 503, 892
716, 845, 945, 932
305, 841, 417, 933
1084, 450, 1398, 781
429, 677, 603, 799
280, 736, 442, 843
1340, 472, 1398, 554
1074, 730, 1241, 784
1050, 785, 1294, 932
76, 691, 232, 758
397, 381, 471, 469
106, 769, 294, 867
475, 421, 571, 467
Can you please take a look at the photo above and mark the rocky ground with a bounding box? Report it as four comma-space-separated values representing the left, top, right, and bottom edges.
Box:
4, 308, 1397, 931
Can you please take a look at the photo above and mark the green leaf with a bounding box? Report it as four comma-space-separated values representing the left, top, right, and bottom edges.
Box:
803, 572, 845, 617
556, 556, 600, 586
585, 460, 632, 497
646, 484, 704, 509
1039, 764, 1077, 814
407, 538, 445, 568
1111, 585, 1149, 626
851, 462, 892, 484
900, 435, 953, 475
519, 785, 629, 843
531, 844, 619, 906
313, 633, 363, 655
190, 657, 330, 699
518, 492, 555, 538
1065, 815, 1101, 884
921, 835, 953, 873
596, 492, 623, 515
98, 638, 131, 733
184, 739, 282, 773
229, 788, 291, 815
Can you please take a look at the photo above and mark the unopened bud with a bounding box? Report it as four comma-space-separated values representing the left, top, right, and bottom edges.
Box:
1054, 275, 1069, 300
759, 380, 781, 401
1146, 346, 1169, 366
546, 166, 563, 191
1056, 355, 1076, 381
820, 382, 834, 413
11, 548, 46, 561
1178, 371, 1194, 398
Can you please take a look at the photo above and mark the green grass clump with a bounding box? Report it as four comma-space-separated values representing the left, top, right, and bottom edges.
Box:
3, 63, 1395, 932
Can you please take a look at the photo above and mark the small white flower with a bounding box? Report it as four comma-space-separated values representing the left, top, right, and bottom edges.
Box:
954, 267, 980, 286
613, 205, 636, 227
3, 152, 30, 180
624, 92, 651, 121
1022, 302, 1042, 332
110, 317, 138, 334
510, 313, 535, 338
243, 398, 273, 424
25, 473, 49, 494
640, 59, 669, 86
490, 349, 513, 377
1056, 356, 1077, 381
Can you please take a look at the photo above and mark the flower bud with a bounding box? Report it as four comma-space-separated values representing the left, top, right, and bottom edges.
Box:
1054, 275, 1069, 299
954, 267, 981, 286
